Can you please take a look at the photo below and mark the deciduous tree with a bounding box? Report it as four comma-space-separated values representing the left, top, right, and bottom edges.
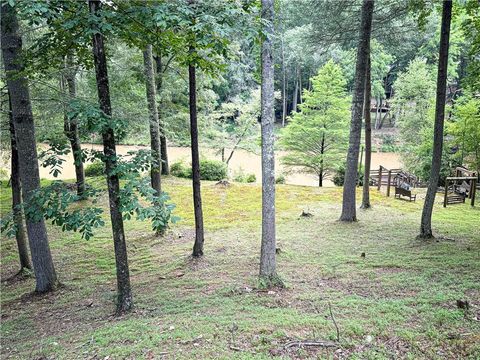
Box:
1, 2, 57, 292
420, 0, 453, 239
340, 0, 374, 222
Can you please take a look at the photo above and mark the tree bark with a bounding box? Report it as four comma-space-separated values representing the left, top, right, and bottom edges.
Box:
361, 54, 372, 209
281, 35, 287, 127
1, 3, 57, 292
419, 0, 452, 238
298, 67, 302, 104
189, 61, 205, 257
89, 0, 132, 314
154, 55, 170, 175
292, 70, 298, 113
319, 132, 325, 187
63, 54, 85, 197
259, 0, 277, 282
340, 0, 374, 222
8, 95, 31, 272
143, 45, 162, 195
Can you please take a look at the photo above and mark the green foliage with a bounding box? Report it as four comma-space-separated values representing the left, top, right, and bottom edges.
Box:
1, 181, 104, 240
448, 94, 480, 173
85, 161, 105, 177
0, 168, 9, 181
39, 139, 70, 178
279, 61, 350, 183
379, 134, 399, 153
332, 163, 365, 187
170, 161, 191, 178
392, 58, 453, 181
233, 169, 256, 183
170, 159, 227, 181
206, 88, 260, 160
118, 177, 178, 235
275, 175, 286, 184
199, 159, 227, 181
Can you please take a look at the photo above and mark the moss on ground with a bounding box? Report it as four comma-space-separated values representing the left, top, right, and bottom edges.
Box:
1, 177, 479, 359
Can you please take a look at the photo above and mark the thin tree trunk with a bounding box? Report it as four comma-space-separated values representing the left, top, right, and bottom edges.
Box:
419, 0, 452, 238
8, 96, 31, 272
1, 3, 57, 292
89, 0, 132, 314
298, 67, 302, 104
361, 55, 372, 209
319, 132, 325, 188
281, 39, 286, 127
340, 0, 374, 222
143, 45, 162, 195
259, 0, 277, 282
375, 97, 381, 129
63, 54, 85, 197
189, 60, 205, 257
292, 70, 298, 113
154, 55, 169, 175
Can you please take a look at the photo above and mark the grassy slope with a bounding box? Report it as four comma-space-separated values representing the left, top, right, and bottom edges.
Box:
1, 177, 479, 359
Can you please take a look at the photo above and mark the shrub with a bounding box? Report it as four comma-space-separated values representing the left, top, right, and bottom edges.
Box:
275, 175, 286, 184
170, 161, 191, 178
200, 159, 227, 181
85, 161, 105, 177
170, 159, 227, 181
233, 169, 256, 183
333, 163, 364, 186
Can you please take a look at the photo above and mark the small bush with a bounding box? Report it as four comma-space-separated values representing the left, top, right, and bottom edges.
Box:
333, 164, 364, 186
170, 159, 227, 181
85, 161, 105, 177
275, 175, 286, 184
200, 159, 227, 181
233, 169, 256, 183
245, 174, 256, 183
170, 161, 191, 178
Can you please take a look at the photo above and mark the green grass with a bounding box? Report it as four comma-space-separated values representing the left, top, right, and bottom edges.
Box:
1, 177, 479, 359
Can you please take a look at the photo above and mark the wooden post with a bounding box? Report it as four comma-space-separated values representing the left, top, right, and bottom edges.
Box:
387, 170, 392, 197
471, 178, 476, 207
377, 166, 382, 191
443, 179, 448, 208
358, 145, 364, 187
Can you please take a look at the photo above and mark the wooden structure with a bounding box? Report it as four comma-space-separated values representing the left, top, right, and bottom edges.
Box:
443, 167, 477, 207
395, 186, 416, 202
370, 166, 418, 199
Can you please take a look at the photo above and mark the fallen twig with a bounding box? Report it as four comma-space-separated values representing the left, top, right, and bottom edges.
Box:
283, 340, 337, 349
328, 301, 340, 342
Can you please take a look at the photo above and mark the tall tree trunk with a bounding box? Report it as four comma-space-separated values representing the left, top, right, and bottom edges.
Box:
89, 0, 132, 314
143, 45, 162, 195
189, 61, 205, 257
1, 3, 57, 292
319, 132, 325, 188
154, 55, 170, 175
298, 67, 302, 104
375, 98, 381, 129
281, 36, 286, 127
8, 95, 31, 272
63, 54, 85, 197
361, 54, 372, 209
340, 0, 374, 222
419, 0, 452, 238
292, 71, 298, 113
259, 0, 277, 282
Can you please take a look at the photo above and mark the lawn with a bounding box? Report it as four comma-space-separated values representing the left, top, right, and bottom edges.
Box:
1, 177, 479, 359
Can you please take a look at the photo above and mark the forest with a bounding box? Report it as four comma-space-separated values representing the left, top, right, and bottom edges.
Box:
0, 0, 479, 359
